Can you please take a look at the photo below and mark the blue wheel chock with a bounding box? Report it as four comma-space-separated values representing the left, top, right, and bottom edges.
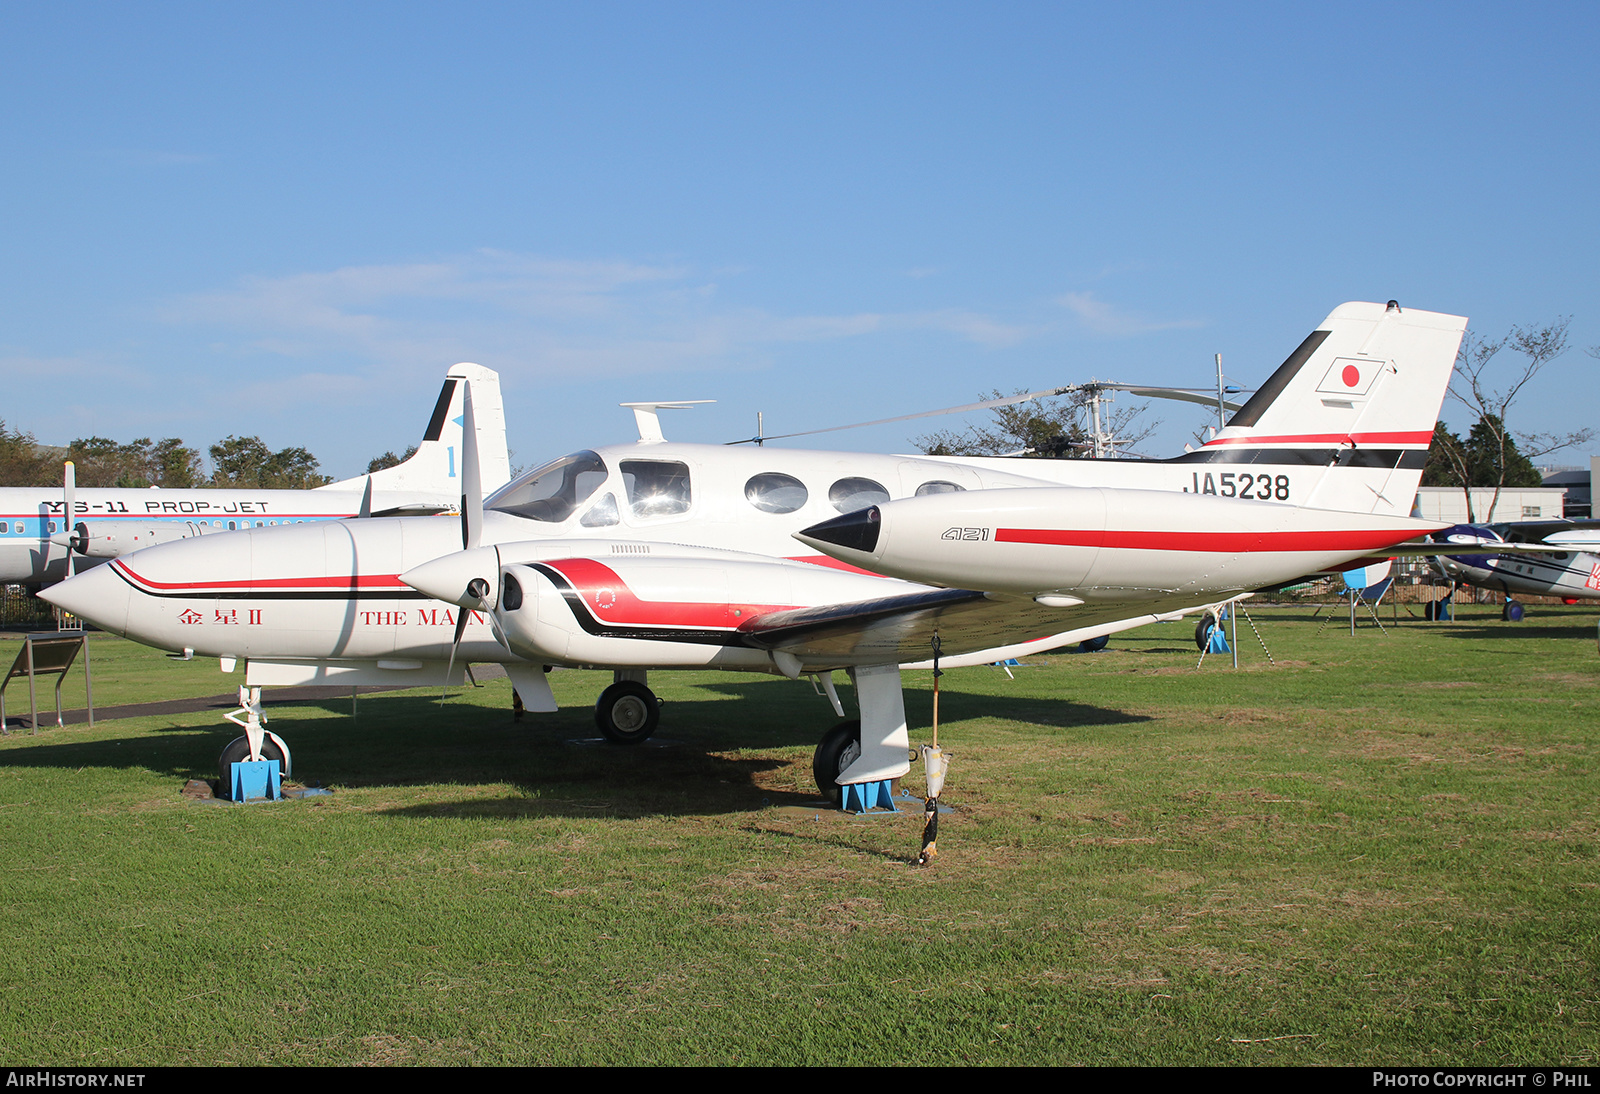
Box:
840, 779, 897, 814
231, 760, 282, 802
1206, 623, 1231, 654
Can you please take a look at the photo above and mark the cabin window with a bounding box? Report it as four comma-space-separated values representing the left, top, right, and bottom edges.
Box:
745, 473, 808, 514
915, 481, 964, 496
227, 521, 237, 530
488, 450, 610, 523
621, 460, 692, 518
0, 522, 8, 534
47, 521, 57, 534
829, 477, 890, 514
579, 493, 621, 528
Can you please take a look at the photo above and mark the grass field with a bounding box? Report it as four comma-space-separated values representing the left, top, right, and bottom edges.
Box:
1, 605, 1596, 1066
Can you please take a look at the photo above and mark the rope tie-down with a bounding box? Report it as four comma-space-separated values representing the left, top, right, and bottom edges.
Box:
918, 635, 951, 867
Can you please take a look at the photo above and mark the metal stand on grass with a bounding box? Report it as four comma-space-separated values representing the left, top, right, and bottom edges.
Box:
1195, 598, 1276, 670
0, 630, 93, 734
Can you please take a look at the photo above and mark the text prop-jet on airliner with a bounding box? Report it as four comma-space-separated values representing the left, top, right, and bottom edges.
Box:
44, 302, 1466, 802
0, 365, 509, 588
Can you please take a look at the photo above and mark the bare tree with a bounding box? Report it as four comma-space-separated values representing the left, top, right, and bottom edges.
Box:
1446, 319, 1592, 521
915, 387, 1158, 459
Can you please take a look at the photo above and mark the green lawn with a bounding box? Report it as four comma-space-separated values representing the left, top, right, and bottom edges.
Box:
1, 605, 1596, 1065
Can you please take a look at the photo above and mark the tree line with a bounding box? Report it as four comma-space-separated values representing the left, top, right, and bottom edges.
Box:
0, 425, 337, 490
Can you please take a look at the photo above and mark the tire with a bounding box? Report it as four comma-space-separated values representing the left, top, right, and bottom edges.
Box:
1194, 615, 1218, 651
1503, 600, 1525, 622
812, 719, 862, 806
218, 734, 287, 801
1078, 635, 1109, 653
594, 681, 660, 744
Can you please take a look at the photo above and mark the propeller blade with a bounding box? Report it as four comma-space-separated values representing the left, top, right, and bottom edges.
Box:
460, 382, 483, 551
440, 578, 491, 704
62, 461, 76, 551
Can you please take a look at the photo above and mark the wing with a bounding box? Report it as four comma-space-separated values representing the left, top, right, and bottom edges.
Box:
739, 587, 1194, 664
1381, 539, 1575, 557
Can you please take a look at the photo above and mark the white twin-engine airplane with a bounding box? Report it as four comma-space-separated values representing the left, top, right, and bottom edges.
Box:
1428, 520, 1600, 614
44, 301, 1466, 802
0, 364, 510, 588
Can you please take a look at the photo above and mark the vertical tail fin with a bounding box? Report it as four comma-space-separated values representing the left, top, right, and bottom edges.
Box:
1200, 301, 1467, 514
327, 364, 512, 498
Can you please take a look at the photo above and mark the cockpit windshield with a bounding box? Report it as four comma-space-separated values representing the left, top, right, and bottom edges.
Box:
487, 450, 609, 523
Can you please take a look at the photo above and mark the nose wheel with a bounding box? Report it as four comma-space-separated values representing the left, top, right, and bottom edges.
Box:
218, 734, 289, 799
594, 680, 660, 744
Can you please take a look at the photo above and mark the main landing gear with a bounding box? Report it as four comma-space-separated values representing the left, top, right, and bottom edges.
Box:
804, 664, 910, 805
812, 719, 862, 806
595, 670, 661, 744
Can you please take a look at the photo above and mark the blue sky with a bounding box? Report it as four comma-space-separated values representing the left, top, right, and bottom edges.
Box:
3, 2, 1596, 477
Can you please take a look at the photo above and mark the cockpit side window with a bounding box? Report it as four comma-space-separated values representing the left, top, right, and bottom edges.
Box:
579, 493, 621, 527
620, 460, 692, 518
488, 450, 610, 523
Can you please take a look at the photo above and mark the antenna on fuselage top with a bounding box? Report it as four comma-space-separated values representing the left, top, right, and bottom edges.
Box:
619, 401, 715, 443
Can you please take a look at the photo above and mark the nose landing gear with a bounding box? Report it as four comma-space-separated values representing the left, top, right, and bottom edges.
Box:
218, 685, 292, 800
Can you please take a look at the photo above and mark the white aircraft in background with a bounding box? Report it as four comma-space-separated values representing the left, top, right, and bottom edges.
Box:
0, 365, 510, 588
44, 301, 1467, 801
1424, 519, 1600, 618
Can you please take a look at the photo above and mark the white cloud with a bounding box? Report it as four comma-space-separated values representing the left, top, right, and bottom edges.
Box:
1057, 291, 1205, 337
160, 251, 1034, 381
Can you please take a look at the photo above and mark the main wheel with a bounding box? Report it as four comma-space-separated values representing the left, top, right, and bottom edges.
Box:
1079, 635, 1109, 653
1194, 615, 1219, 651
812, 719, 862, 806
594, 681, 660, 744
1503, 600, 1525, 622
218, 734, 288, 801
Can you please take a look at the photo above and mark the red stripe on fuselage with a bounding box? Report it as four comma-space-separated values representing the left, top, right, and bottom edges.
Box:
1201, 431, 1433, 448
994, 528, 1421, 552
112, 559, 409, 594
539, 558, 801, 629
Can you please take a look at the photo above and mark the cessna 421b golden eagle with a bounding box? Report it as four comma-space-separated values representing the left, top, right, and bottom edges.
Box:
45, 301, 1467, 801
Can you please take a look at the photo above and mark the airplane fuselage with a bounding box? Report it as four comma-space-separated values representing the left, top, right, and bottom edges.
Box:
46, 437, 1440, 678
0, 486, 452, 586
1440, 549, 1600, 601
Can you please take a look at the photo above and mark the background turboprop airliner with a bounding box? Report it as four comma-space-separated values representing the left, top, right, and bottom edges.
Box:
0, 364, 509, 589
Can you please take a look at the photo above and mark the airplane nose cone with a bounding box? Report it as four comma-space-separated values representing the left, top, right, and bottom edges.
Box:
39, 563, 132, 636
795, 506, 881, 555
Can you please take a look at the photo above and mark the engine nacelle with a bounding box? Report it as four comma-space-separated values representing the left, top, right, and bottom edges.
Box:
70, 520, 212, 558
796, 487, 1442, 598
489, 554, 912, 671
